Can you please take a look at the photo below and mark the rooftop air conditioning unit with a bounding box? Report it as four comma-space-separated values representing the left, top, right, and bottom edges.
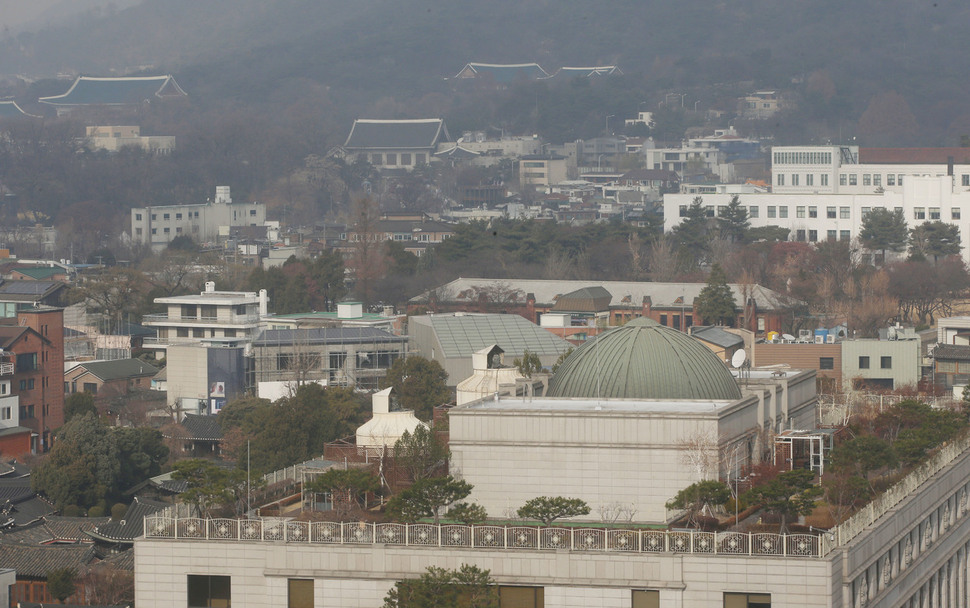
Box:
826, 335, 836, 344
814, 336, 824, 344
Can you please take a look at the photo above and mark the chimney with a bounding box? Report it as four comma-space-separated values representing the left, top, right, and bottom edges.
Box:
259, 289, 268, 317
949, 156, 955, 177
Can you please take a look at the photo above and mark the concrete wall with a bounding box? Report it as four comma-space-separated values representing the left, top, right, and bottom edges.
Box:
841, 339, 920, 390
166, 344, 208, 406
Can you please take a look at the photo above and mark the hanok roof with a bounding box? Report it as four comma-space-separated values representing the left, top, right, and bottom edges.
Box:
411, 278, 799, 312
933, 344, 970, 362
691, 325, 745, 349
551, 286, 613, 313
0, 279, 66, 302
39, 75, 187, 108
180, 414, 223, 441
546, 66, 623, 78
858, 148, 970, 165
0, 516, 109, 545
87, 497, 168, 544
0, 101, 36, 118
454, 63, 550, 82
0, 543, 97, 578
344, 119, 451, 150
411, 313, 571, 359
68, 359, 159, 382
253, 327, 405, 347
434, 144, 481, 159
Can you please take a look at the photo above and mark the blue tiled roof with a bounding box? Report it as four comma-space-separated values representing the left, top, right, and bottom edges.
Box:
456, 63, 549, 83
0, 101, 32, 118
39, 75, 186, 107
344, 119, 450, 150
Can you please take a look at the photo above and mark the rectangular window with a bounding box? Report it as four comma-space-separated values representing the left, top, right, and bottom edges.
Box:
288, 579, 313, 608
176, 213, 183, 220
953, 208, 961, 220
0, 407, 9, 421
963, 175, 970, 187
861, 207, 871, 218
188, 575, 231, 608
401, 153, 412, 165
679, 205, 687, 217
673, 315, 681, 330
840, 230, 850, 241
717, 205, 727, 217
863, 174, 872, 186
881, 356, 892, 369
809, 229, 818, 242
83, 382, 98, 394
888, 174, 896, 186
386, 153, 397, 165
796, 206, 805, 218
724, 593, 771, 608
859, 356, 870, 369
16, 353, 37, 372
898, 174, 904, 185
176, 227, 183, 233
633, 590, 660, 608
164, 227, 170, 234
415, 153, 426, 164
840, 207, 850, 219
767, 206, 776, 219
499, 586, 544, 608
806, 174, 814, 186
839, 174, 847, 186
371, 153, 383, 165
163, 213, 170, 220
151, 214, 157, 220
827, 206, 836, 219
791, 174, 799, 186
820, 357, 834, 370
821, 174, 829, 186
748, 206, 759, 218
827, 230, 837, 241
914, 207, 926, 220
659, 314, 667, 326
151, 228, 157, 235
250, 209, 257, 216
135, 213, 143, 221
776, 174, 785, 186
873, 174, 881, 187
796, 229, 806, 242
779, 206, 788, 219
930, 207, 941, 220
809, 206, 818, 218
849, 174, 858, 186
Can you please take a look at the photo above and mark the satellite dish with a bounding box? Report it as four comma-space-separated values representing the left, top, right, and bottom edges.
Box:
782, 333, 796, 341
731, 349, 747, 368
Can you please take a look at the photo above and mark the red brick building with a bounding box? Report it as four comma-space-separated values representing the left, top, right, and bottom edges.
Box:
0, 307, 65, 452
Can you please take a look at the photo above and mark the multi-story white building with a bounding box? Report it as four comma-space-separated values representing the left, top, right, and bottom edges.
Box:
142, 282, 266, 353
130, 186, 265, 250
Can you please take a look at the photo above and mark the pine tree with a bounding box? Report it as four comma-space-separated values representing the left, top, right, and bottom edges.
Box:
695, 264, 737, 326
716, 195, 750, 243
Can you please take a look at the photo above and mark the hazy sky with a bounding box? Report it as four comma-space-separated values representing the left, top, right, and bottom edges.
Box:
0, 0, 141, 32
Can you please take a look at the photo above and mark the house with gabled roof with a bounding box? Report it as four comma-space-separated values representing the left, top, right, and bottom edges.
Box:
0, 543, 98, 604
452, 62, 549, 83
64, 358, 159, 401
343, 119, 451, 171
39, 75, 187, 116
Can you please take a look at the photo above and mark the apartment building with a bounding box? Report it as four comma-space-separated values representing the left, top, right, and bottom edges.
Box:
130, 186, 265, 250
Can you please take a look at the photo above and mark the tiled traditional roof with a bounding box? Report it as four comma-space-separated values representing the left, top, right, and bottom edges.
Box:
344, 119, 450, 150
0, 516, 108, 545
87, 497, 168, 544
454, 63, 549, 82
933, 344, 970, 362
0, 543, 97, 578
70, 359, 159, 382
99, 548, 135, 571
39, 75, 187, 107
545, 66, 623, 78
0, 101, 35, 118
180, 414, 223, 441
550, 286, 613, 313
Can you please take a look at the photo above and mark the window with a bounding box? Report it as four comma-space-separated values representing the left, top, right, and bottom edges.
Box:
177, 328, 189, 338
0, 407, 9, 421
499, 586, 544, 608
827, 230, 837, 241
16, 353, 37, 372
863, 174, 871, 186
796, 206, 805, 218
371, 153, 383, 165
888, 174, 896, 186
809, 206, 818, 218
716, 205, 727, 217
632, 590, 660, 608
808, 229, 818, 242
19, 405, 34, 419
136, 228, 143, 236
673, 315, 681, 330
288, 579, 313, 608
840, 207, 850, 219
176, 227, 183, 233
873, 174, 881, 187
188, 575, 231, 608
767, 206, 776, 219
749, 206, 759, 218
861, 207, 871, 218
415, 153, 426, 164
914, 207, 926, 220
849, 174, 858, 186
164, 227, 170, 234
806, 174, 814, 186
18, 380, 25, 391
827, 206, 836, 219
27, 379, 34, 390
839, 174, 847, 186
963, 175, 970, 187
881, 356, 892, 369
679, 205, 687, 217
840, 230, 850, 241
386, 153, 397, 165
163, 213, 170, 220
930, 207, 941, 220
776, 174, 785, 186
151, 228, 157, 235
795, 229, 806, 242
135, 213, 143, 221
659, 314, 668, 326
859, 356, 870, 369
83, 382, 98, 394
791, 174, 799, 186
176, 213, 183, 220
898, 174, 904, 185
779, 206, 788, 219
820, 357, 834, 370
151, 214, 157, 220
821, 174, 829, 186
724, 593, 771, 608
953, 208, 961, 220
401, 153, 412, 165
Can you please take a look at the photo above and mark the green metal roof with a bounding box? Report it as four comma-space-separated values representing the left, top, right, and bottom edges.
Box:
422, 313, 570, 359
547, 318, 742, 401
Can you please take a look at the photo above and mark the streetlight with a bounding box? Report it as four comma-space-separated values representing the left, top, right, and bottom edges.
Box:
597, 154, 605, 171
694, 100, 701, 112
606, 114, 615, 135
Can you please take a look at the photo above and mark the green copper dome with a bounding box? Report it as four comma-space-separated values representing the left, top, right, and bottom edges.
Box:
547, 318, 742, 401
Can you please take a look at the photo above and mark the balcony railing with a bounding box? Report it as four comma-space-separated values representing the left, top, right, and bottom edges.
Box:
142, 313, 259, 325
0, 362, 13, 376
143, 516, 821, 558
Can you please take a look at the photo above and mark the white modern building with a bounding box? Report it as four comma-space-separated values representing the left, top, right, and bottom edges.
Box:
130, 186, 266, 250
136, 319, 970, 606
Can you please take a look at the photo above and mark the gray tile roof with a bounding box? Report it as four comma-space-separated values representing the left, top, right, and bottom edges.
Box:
546, 66, 623, 78
0, 279, 65, 301
690, 326, 744, 349
0, 516, 108, 545
344, 119, 450, 150
412, 313, 571, 359
180, 414, 223, 441
410, 277, 801, 312
551, 286, 613, 313
71, 359, 159, 382
88, 497, 168, 544
455, 63, 549, 82
0, 543, 97, 578
0, 101, 32, 118
39, 75, 186, 107
253, 327, 405, 347
933, 344, 970, 362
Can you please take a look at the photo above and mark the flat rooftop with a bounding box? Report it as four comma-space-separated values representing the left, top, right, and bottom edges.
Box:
457, 396, 738, 414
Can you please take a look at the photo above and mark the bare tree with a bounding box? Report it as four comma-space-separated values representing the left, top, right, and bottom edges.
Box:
679, 430, 721, 482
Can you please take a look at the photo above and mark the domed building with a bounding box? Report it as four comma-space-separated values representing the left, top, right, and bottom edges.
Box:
448, 318, 818, 522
